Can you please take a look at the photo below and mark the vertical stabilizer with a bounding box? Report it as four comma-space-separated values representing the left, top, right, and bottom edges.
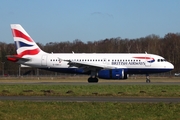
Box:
10, 24, 46, 56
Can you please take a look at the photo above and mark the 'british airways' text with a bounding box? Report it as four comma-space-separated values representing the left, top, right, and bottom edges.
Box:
112, 62, 145, 65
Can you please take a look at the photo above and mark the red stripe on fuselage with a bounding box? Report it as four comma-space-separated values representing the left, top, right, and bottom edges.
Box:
133, 57, 151, 59
12, 29, 33, 42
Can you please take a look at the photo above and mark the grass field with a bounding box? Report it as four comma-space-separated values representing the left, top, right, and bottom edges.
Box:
0, 101, 180, 120
0, 84, 180, 97
0, 77, 180, 120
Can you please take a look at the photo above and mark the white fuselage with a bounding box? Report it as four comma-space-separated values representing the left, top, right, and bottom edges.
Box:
19, 53, 174, 74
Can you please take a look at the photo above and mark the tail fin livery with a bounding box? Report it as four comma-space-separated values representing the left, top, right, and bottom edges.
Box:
7, 24, 46, 62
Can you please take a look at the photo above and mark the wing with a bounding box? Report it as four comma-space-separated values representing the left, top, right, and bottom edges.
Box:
62, 59, 122, 72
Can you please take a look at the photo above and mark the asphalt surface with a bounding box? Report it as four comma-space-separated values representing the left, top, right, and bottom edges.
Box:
1, 81, 180, 85
0, 96, 180, 103
0, 80, 180, 102
35, 82, 180, 85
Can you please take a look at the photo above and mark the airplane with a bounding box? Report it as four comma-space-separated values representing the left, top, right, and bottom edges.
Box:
7, 24, 174, 83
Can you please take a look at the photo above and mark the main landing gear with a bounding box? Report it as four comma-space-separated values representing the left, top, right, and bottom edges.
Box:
88, 71, 99, 83
88, 77, 98, 83
146, 74, 151, 83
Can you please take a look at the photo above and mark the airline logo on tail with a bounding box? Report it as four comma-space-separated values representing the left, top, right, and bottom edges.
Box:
11, 24, 40, 57
7, 24, 42, 62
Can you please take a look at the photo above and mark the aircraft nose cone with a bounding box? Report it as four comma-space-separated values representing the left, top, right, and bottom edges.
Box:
169, 63, 174, 70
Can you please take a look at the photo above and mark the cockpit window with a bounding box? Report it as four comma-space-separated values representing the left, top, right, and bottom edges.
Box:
157, 59, 166, 62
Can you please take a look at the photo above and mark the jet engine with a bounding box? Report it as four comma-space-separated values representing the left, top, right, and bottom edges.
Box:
98, 69, 128, 79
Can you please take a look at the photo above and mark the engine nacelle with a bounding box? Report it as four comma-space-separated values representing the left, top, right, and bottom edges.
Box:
98, 69, 128, 79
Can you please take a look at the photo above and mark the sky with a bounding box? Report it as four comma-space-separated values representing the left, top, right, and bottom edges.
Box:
0, 0, 180, 44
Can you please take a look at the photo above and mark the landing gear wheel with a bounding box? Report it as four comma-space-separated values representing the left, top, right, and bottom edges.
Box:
88, 77, 98, 83
146, 74, 151, 83
146, 79, 151, 83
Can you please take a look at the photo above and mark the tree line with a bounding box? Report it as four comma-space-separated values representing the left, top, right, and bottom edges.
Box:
0, 33, 180, 76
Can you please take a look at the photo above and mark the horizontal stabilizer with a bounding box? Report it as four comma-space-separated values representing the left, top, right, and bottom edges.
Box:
21, 64, 31, 67
6, 55, 30, 62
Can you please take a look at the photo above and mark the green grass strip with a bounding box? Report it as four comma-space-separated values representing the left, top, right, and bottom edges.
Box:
0, 84, 180, 97
0, 101, 180, 120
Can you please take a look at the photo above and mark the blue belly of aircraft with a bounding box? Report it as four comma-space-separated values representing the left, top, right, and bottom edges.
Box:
41, 68, 172, 75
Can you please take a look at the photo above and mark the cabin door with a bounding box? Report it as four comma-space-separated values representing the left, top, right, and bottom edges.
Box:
41, 55, 47, 66
145, 55, 151, 67
103, 58, 109, 65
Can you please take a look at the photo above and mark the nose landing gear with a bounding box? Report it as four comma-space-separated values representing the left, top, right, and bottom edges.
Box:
146, 74, 151, 83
